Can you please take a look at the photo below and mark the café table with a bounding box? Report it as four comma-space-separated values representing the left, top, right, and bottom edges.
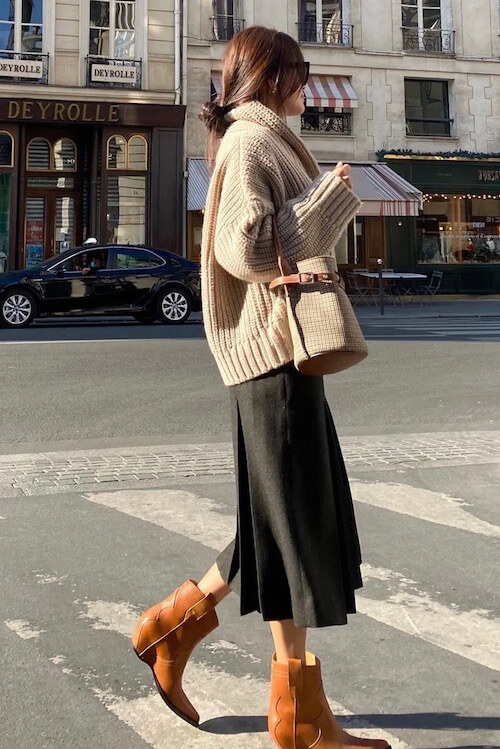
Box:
355, 271, 428, 315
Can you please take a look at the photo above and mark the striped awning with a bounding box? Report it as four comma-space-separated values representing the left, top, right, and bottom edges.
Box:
187, 158, 210, 211
212, 72, 357, 109
187, 158, 422, 218
304, 75, 358, 108
319, 163, 423, 217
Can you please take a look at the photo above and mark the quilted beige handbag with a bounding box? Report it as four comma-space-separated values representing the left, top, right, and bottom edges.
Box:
269, 215, 368, 376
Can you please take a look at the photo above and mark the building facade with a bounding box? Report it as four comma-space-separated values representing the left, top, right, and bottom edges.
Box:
186, 0, 500, 293
0, 0, 185, 272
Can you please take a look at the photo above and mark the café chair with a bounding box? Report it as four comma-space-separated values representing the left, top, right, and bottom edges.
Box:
345, 271, 378, 306
414, 270, 443, 304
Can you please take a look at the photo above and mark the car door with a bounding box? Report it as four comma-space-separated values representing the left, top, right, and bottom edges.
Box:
107, 248, 166, 309
34, 248, 110, 314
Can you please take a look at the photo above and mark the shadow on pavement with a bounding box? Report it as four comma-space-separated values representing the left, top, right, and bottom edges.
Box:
200, 714, 267, 734
200, 710, 499, 736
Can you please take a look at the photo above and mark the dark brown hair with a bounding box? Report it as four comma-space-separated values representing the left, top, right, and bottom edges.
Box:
199, 26, 307, 166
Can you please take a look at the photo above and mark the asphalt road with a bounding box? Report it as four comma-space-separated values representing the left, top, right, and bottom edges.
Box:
0, 315, 499, 446
0, 315, 499, 749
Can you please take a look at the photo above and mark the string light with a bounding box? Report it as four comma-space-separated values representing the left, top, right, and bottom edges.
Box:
423, 192, 497, 201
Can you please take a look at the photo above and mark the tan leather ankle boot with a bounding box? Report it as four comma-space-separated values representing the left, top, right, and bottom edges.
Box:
131, 579, 219, 726
268, 651, 391, 749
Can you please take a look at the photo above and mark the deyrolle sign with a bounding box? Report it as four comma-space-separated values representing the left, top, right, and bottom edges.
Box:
0, 98, 186, 127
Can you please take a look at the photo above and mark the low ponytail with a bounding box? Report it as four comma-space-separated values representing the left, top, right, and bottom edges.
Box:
199, 100, 233, 138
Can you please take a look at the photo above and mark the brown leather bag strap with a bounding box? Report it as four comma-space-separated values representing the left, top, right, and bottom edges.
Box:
269, 271, 341, 290
270, 214, 345, 291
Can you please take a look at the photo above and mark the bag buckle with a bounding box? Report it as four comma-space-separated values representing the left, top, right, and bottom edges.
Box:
299, 272, 315, 284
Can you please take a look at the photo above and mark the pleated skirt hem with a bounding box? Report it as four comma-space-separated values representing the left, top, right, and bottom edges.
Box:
215, 361, 364, 629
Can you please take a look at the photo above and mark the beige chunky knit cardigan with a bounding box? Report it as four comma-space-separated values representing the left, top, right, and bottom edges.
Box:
201, 99, 362, 386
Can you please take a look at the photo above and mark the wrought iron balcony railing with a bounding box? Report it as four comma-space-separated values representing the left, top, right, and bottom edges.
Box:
406, 117, 454, 136
212, 15, 245, 41
0, 51, 49, 84
298, 20, 353, 47
402, 27, 455, 54
301, 111, 352, 135
86, 56, 142, 89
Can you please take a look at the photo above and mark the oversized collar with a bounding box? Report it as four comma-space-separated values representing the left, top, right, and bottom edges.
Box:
225, 99, 320, 180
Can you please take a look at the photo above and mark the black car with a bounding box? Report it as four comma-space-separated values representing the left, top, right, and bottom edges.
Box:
0, 244, 201, 328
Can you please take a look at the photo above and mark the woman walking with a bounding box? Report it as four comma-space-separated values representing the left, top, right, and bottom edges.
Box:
132, 26, 390, 749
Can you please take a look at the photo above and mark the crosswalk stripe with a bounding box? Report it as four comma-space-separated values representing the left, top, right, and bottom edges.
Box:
83, 488, 234, 553
350, 479, 500, 538
83, 488, 500, 672
4, 619, 45, 639
358, 564, 500, 672
81, 599, 409, 749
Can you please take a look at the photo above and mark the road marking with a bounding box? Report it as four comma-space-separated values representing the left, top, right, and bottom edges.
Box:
358, 564, 500, 672
34, 572, 69, 585
81, 599, 409, 749
350, 479, 500, 538
84, 489, 235, 552
4, 619, 45, 639
83, 488, 500, 672
78, 599, 142, 635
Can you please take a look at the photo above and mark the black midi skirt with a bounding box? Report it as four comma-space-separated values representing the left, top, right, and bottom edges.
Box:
215, 360, 364, 629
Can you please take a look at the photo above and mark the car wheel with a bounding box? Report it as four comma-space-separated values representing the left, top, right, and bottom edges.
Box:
157, 287, 192, 325
133, 312, 156, 325
0, 290, 36, 328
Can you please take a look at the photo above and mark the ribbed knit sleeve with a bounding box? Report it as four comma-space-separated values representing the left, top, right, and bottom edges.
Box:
213, 137, 362, 283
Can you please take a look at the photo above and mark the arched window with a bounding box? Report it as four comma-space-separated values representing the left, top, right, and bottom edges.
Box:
27, 138, 51, 170
107, 135, 127, 169
53, 139, 77, 171
0, 132, 13, 167
128, 135, 147, 170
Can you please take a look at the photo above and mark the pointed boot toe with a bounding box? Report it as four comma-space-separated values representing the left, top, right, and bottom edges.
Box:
131, 579, 219, 726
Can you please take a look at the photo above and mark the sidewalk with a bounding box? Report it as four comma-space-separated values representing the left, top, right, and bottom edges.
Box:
353, 294, 500, 319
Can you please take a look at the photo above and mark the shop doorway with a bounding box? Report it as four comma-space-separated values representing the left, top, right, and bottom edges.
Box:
22, 128, 88, 269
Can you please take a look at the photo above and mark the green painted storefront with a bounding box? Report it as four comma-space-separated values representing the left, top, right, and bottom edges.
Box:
383, 157, 500, 294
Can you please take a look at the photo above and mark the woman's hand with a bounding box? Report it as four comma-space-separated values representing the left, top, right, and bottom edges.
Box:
332, 161, 353, 191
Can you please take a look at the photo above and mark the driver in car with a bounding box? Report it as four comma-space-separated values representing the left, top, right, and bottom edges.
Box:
81, 254, 103, 274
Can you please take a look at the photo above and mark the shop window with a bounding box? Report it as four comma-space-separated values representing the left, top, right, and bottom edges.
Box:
106, 175, 146, 244
419, 193, 500, 264
405, 79, 452, 136
90, 0, 136, 59
0, 173, 11, 272
56, 196, 76, 252
53, 139, 77, 171
27, 138, 51, 170
0, 132, 13, 167
107, 135, 127, 169
128, 135, 147, 169
0, 0, 43, 54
